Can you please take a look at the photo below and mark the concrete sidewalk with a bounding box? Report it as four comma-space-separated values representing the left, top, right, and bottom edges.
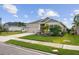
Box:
13, 38, 79, 51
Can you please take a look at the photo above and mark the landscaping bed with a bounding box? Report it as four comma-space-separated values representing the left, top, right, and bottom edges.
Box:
6, 40, 79, 55
20, 34, 79, 46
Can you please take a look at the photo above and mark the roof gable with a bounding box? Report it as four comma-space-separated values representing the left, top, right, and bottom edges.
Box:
28, 17, 57, 24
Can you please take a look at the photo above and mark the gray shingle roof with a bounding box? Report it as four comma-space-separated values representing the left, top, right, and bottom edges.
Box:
27, 17, 58, 24
27, 17, 67, 29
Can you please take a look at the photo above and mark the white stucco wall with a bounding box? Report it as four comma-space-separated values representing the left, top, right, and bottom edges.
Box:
26, 23, 40, 33
8, 26, 24, 31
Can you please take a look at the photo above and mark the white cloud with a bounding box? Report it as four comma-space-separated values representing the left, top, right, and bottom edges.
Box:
71, 9, 79, 17
24, 14, 28, 18
38, 8, 59, 18
70, 18, 73, 21
3, 4, 18, 17
62, 18, 73, 29
62, 18, 68, 25
38, 9, 45, 16
73, 10, 79, 14
13, 15, 18, 18
63, 21, 68, 26
70, 13, 74, 17
63, 18, 67, 21
46, 10, 59, 17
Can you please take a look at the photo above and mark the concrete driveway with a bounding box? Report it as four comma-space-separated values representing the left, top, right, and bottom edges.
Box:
0, 42, 52, 55
0, 33, 34, 42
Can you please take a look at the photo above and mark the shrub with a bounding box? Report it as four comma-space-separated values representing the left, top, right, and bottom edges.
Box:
49, 25, 62, 36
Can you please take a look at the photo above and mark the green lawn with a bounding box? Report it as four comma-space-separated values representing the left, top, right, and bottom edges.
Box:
20, 34, 79, 45
0, 32, 24, 36
6, 40, 79, 55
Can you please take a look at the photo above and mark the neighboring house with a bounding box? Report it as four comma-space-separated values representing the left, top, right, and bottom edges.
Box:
6, 26, 25, 31
77, 27, 79, 35
4, 22, 26, 32
72, 25, 79, 35
26, 17, 67, 33
72, 14, 79, 35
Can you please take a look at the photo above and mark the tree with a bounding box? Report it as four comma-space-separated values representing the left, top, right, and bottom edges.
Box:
17, 22, 26, 27
73, 14, 79, 34
67, 28, 71, 33
0, 25, 2, 32
74, 14, 79, 26
4, 22, 26, 27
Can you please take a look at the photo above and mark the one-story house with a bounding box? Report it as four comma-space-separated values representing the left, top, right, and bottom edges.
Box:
4, 22, 26, 32
26, 17, 67, 33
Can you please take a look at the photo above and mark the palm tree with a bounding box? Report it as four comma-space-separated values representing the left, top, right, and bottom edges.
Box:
73, 14, 79, 34
74, 14, 79, 26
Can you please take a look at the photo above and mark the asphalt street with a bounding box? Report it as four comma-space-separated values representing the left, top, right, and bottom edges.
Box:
0, 42, 51, 55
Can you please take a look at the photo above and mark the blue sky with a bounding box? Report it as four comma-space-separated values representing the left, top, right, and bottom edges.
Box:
0, 4, 79, 28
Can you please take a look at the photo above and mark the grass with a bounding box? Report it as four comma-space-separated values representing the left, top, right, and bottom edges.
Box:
20, 34, 79, 45
6, 40, 79, 55
0, 32, 24, 36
